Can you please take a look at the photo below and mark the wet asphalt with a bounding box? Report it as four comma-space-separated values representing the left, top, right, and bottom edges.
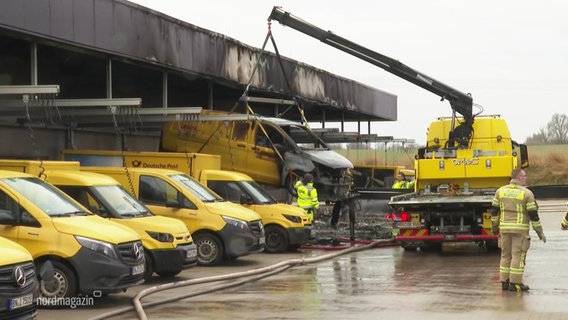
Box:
40, 199, 568, 320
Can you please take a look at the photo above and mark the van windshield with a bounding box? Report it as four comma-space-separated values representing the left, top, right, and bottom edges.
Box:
3, 177, 89, 217
91, 185, 151, 218
170, 174, 223, 203
208, 180, 276, 205
239, 181, 276, 204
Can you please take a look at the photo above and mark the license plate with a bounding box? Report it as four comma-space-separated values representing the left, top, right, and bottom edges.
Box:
259, 237, 265, 245
10, 294, 33, 310
445, 234, 455, 240
131, 263, 145, 276
397, 221, 422, 229
186, 248, 197, 259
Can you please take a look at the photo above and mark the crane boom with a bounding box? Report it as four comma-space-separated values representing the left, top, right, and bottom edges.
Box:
268, 6, 473, 123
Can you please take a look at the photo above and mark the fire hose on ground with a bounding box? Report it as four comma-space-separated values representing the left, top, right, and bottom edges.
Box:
89, 237, 396, 320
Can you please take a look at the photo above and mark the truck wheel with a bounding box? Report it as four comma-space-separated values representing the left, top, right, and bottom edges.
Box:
264, 225, 289, 253
422, 242, 442, 251
39, 261, 77, 299
485, 240, 499, 252
401, 242, 417, 251
194, 233, 224, 266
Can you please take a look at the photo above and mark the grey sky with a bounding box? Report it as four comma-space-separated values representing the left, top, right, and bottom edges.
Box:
129, 0, 568, 144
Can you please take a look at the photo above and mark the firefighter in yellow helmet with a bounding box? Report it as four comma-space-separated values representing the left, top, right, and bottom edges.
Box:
296, 173, 318, 222
490, 168, 546, 292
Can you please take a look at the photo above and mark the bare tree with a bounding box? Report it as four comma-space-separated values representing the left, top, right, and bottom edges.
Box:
539, 127, 550, 144
547, 113, 568, 144
525, 129, 548, 145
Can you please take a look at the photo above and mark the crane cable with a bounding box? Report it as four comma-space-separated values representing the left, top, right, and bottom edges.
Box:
264, 20, 311, 129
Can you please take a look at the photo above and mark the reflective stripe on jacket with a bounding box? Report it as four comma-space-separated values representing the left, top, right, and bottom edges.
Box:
492, 179, 537, 233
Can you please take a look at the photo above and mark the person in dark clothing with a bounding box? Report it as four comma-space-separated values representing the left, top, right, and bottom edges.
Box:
330, 199, 347, 229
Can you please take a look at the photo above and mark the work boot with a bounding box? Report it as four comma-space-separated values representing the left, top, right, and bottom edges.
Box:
508, 283, 530, 292
501, 280, 509, 290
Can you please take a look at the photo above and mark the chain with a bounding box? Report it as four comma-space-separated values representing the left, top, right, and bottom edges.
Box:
123, 156, 136, 195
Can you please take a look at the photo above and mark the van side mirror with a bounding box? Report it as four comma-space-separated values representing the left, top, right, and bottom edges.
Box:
165, 199, 180, 208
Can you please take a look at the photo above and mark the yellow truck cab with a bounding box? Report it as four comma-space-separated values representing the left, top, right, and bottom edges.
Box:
82, 167, 265, 266
0, 170, 145, 299
0, 160, 199, 281
0, 236, 38, 319
201, 169, 311, 252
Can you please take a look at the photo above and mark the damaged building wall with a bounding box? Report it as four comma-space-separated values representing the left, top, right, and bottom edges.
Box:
0, 0, 396, 121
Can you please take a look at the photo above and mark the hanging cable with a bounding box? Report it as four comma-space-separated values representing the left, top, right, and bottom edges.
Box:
23, 94, 42, 160
266, 24, 311, 130
195, 23, 274, 154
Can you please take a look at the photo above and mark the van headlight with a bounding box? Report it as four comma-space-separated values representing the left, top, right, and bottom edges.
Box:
283, 214, 302, 223
222, 216, 249, 231
146, 231, 174, 243
75, 236, 118, 259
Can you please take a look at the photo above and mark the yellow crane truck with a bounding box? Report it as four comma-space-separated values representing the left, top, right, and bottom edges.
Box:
268, 7, 529, 250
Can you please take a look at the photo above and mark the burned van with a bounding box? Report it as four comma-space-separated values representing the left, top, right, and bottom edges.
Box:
161, 110, 353, 202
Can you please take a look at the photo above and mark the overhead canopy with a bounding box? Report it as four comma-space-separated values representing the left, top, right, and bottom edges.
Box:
0, 0, 397, 132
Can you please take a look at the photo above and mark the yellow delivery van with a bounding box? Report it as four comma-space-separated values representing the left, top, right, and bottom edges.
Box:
201, 170, 311, 252
0, 170, 145, 299
82, 167, 265, 266
60, 149, 310, 252
0, 159, 198, 280
51, 171, 197, 280
0, 236, 38, 319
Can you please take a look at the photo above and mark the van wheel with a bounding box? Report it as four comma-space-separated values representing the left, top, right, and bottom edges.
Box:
287, 244, 302, 251
39, 261, 77, 299
194, 233, 224, 266
144, 252, 154, 281
157, 270, 181, 278
264, 225, 289, 253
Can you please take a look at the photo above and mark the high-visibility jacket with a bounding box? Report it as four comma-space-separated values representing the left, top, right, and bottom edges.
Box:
491, 179, 540, 234
297, 182, 319, 211
393, 180, 415, 189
